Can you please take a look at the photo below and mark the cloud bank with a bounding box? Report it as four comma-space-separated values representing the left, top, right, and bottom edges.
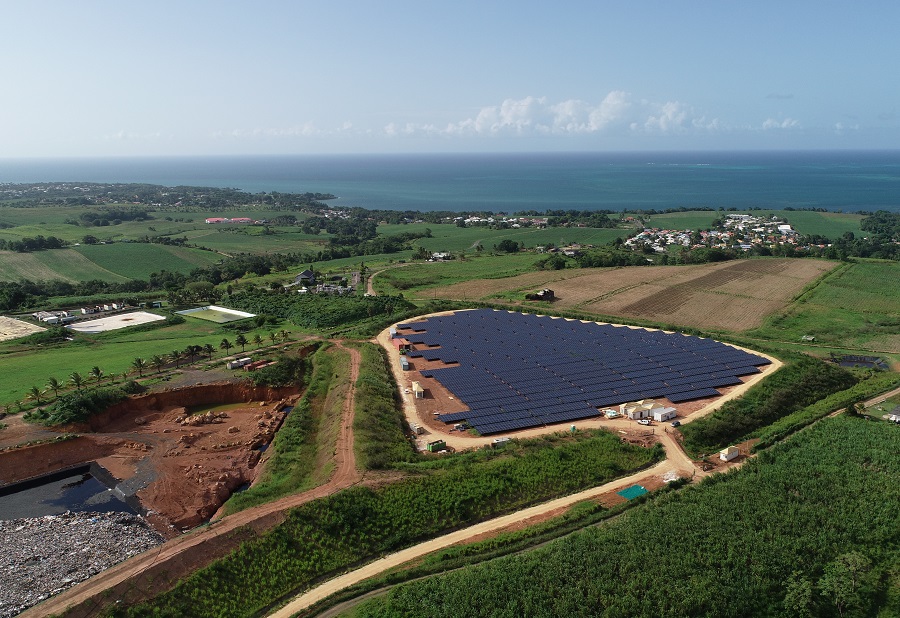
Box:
384, 92, 722, 138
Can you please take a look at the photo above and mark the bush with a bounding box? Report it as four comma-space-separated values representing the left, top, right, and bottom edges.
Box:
248, 355, 310, 388
24, 387, 128, 426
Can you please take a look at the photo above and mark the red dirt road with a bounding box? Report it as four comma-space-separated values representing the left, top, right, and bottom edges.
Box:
20, 345, 363, 618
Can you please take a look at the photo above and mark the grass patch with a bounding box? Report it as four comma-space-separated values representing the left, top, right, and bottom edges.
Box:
352, 343, 416, 469
749, 260, 900, 353
679, 354, 858, 456
372, 253, 542, 296
222, 345, 337, 513
113, 430, 661, 617
357, 416, 900, 618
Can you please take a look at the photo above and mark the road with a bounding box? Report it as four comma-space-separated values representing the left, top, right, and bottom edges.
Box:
21, 345, 363, 618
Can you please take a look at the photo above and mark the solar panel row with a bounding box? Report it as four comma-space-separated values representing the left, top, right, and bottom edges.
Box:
399, 309, 770, 434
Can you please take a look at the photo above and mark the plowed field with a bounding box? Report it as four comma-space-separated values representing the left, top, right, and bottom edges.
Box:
429, 259, 836, 332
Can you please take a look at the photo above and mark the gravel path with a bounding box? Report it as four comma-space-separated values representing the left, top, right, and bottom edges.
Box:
0, 511, 163, 618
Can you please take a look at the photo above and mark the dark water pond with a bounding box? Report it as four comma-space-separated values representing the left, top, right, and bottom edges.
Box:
0, 469, 136, 520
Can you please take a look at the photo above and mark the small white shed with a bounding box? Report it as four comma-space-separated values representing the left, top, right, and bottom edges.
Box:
720, 446, 740, 462
652, 407, 677, 422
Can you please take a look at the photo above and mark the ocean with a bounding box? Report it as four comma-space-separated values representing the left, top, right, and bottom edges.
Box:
2, 151, 898, 213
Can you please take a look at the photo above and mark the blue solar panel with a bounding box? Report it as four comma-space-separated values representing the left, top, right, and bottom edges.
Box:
404, 309, 769, 431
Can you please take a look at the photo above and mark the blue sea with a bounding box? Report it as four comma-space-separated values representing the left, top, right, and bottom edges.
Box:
2, 151, 899, 213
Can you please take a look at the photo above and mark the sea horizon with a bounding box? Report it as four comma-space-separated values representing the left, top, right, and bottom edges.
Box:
2, 150, 899, 214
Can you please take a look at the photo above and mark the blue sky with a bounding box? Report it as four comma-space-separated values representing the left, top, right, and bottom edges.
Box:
2, 1, 898, 157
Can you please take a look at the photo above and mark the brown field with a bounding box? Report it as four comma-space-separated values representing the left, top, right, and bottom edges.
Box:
430, 259, 836, 332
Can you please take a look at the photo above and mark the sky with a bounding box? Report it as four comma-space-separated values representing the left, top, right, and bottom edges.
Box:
2, 1, 898, 157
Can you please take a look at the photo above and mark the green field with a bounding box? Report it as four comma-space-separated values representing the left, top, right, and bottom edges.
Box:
378, 223, 629, 253
0, 244, 222, 282
637, 211, 720, 230
749, 259, 900, 353
0, 318, 304, 406
371, 253, 543, 296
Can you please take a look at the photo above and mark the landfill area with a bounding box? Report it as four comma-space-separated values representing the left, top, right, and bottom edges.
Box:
0, 511, 163, 618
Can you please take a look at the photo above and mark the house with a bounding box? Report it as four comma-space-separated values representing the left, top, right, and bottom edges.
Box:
205, 217, 226, 224
294, 270, 316, 286
230, 217, 253, 224
720, 446, 740, 462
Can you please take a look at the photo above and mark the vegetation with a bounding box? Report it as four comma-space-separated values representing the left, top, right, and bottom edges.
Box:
679, 355, 857, 455
223, 345, 333, 513
23, 387, 128, 426
247, 354, 310, 388
352, 343, 416, 469
357, 416, 900, 618
114, 431, 660, 617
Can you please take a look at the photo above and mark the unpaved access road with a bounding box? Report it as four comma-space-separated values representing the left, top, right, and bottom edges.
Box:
21, 345, 363, 618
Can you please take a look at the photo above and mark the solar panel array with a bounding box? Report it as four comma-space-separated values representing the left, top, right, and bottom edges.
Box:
396, 309, 771, 435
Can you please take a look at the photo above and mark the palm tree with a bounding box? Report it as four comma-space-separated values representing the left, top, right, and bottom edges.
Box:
131, 357, 147, 377
27, 386, 44, 405
184, 345, 202, 364
151, 354, 166, 374
252, 333, 263, 348
235, 334, 248, 352
90, 366, 104, 383
169, 349, 182, 368
203, 343, 215, 360
46, 377, 62, 398
269, 331, 278, 345
70, 372, 84, 391
220, 338, 233, 355
279, 329, 290, 342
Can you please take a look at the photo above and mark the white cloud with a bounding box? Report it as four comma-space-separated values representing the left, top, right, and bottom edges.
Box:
762, 117, 799, 130
385, 92, 720, 138
103, 130, 161, 141
213, 121, 357, 139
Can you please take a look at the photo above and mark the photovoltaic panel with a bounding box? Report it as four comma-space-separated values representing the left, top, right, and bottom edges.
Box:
399, 309, 770, 432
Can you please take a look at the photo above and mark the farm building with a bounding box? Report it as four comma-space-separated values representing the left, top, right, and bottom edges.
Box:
411, 381, 425, 399
295, 270, 316, 286
205, 217, 227, 224
621, 399, 665, 420
227, 357, 252, 370
652, 407, 677, 422
720, 446, 740, 462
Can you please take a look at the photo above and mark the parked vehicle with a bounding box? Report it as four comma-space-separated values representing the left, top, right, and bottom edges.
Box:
671, 420, 681, 427
637, 419, 652, 426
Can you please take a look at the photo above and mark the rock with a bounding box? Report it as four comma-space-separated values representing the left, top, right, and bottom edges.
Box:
228, 426, 239, 434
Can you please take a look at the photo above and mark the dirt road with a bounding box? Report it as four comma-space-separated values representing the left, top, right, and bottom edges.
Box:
21, 345, 363, 618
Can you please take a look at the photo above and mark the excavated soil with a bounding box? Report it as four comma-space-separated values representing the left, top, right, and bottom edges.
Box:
0, 382, 302, 535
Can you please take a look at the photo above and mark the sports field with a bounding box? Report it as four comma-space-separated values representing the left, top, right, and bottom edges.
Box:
177, 306, 256, 323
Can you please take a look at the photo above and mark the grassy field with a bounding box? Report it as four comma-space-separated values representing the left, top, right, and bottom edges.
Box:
0, 317, 308, 406
634, 209, 866, 238
0, 244, 222, 282
371, 253, 544, 296
749, 259, 900, 353
378, 223, 630, 253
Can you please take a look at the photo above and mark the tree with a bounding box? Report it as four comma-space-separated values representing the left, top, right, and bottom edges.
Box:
253, 334, 264, 348
220, 338, 233, 355
279, 330, 290, 342
203, 343, 215, 360
235, 334, 248, 352
169, 349, 182, 368
27, 385, 44, 405
131, 357, 147, 377
150, 355, 166, 374
269, 331, 278, 345
70, 372, 84, 391
184, 344, 202, 364
782, 572, 815, 618
819, 552, 872, 618
90, 366, 104, 383
495, 239, 520, 253
46, 377, 62, 398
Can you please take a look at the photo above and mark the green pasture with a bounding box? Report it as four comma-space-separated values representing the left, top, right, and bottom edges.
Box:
0, 318, 306, 406
371, 253, 541, 296
377, 223, 628, 253
749, 260, 900, 353
637, 211, 719, 230
0, 244, 222, 283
